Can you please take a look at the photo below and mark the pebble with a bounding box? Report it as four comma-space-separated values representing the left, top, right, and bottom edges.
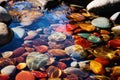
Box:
91, 17, 110, 28
90, 60, 105, 74
26, 52, 49, 70
0, 58, 14, 67
65, 45, 87, 59
46, 66, 62, 78
64, 67, 89, 78
79, 23, 96, 32
48, 32, 66, 41
0, 1, 120, 80
16, 63, 27, 70
12, 27, 25, 39
15, 71, 35, 80
28, 30, 38, 36
67, 13, 85, 21
12, 47, 25, 57
70, 61, 78, 67
1, 65, 16, 75
112, 25, 120, 35
1, 51, 13, 58
110, 12, 120, 24
87, 35, 101, 43
34, 45, 48, 53
77, 33, 90, 38
48, 49, 68, 58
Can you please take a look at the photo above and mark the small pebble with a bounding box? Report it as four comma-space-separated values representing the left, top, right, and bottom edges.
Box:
1, 65, 16, 75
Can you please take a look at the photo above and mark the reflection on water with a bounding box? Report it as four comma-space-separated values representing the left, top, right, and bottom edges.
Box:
0, 5, 70, 52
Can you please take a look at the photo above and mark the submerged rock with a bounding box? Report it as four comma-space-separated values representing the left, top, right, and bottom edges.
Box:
1, 65, 16, 75
48, 32, 66, 42
26, 52, 49, 70
12, 27, 25, 39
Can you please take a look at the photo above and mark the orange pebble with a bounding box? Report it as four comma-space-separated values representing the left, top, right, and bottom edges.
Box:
90, 60, 105, 75
15, 71, 35, 80
118, 77, 120, 80
95, 57, 110, 66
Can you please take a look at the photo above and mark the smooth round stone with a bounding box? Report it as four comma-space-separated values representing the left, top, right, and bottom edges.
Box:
12, 27, 25, 39
26, 52, 49, 70
48, 49, 68, 57
77, 33, 90, 38
48, 32, 66, 41
64, 67, 89, 78
1, 65, 16, 75
87, 35, 101, 43
91, 17, 110, 28
0, 22, 13, 46
65, 45, 87, 59
112, 25, 120, 35
70, 61, 78, 67
15, 71, 35, 80
1, 51, 13, 58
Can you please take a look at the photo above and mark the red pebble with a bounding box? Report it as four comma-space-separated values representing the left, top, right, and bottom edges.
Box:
32, 71, 47, 78
0, 74, 9, 80
94, 57, 110, 66
108, 39, 120, 48
57, 62, 67, 70
66, 24, 78, 31
75, 37, 92, 48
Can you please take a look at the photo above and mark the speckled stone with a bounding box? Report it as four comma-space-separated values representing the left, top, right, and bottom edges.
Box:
26, 52, 49, 70
48, 32, 66, 41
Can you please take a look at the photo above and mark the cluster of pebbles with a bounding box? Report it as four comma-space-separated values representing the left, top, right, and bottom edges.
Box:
0, 1, 120, 80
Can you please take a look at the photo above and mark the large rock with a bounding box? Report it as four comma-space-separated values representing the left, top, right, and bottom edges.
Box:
0, 6, 12, 25
0, 22, 13, 47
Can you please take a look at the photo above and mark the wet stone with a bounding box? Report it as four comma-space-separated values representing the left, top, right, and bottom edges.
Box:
1, 51, 13, 58
65, 45, 87, 59
87, 35, 102, 43
26, 52, 49, 70
48, 32, 66, 42
91, 17, 110, 28
1, 65, 16, 75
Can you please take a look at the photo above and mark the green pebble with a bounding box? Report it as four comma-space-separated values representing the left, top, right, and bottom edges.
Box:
87, 35, 101, 43
77, 33, 90, 38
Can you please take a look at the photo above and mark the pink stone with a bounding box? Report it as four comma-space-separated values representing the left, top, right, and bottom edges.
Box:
34, 45, 48, 53
12, 47, 26, 57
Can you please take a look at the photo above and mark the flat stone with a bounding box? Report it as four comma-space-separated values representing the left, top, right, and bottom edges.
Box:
91, 17, 110, 28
